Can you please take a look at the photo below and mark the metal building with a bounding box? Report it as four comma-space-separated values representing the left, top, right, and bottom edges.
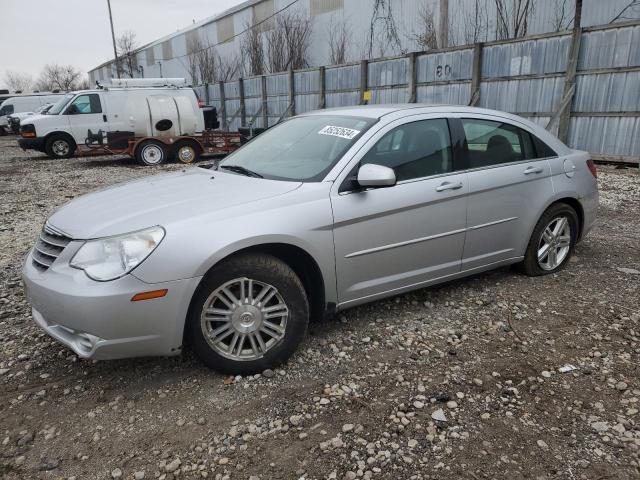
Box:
87, 0, 640, 163
88, 0, 639, 83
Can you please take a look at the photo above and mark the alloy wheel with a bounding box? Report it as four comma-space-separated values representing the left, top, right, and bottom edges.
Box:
537, 216, 571, 270
200, 277, 289, 361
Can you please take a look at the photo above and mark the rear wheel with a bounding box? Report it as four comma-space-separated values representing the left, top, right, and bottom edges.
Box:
135, 139, 167, 166
186, 253, 309, 375
45, 134, 76, 159
518, 203, 579, 276
174, 140, 201, 164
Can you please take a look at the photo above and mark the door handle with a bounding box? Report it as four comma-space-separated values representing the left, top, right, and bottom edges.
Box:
523, 166, 544, 175
102, 114, 107, 122
436, 181, 463, 192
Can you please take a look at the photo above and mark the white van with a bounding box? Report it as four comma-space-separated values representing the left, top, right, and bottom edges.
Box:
0, 93, 63, 134
18, 78, 204, 159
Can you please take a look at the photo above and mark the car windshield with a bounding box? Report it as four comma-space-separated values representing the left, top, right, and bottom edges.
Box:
47, 94, 74, 115
218, 115, 376, 182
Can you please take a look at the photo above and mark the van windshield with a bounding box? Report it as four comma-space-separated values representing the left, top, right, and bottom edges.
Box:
48, 94, 75, 115
218, 115, 376, 182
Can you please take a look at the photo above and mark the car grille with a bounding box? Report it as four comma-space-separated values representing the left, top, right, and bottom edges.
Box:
32, 224, 72, 271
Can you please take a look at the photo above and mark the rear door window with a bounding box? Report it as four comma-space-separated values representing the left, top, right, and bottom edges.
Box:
461, 118, 535, 168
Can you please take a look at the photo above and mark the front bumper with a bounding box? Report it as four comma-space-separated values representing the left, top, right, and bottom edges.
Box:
22, 245, 202, 360
18, 136, 45, 152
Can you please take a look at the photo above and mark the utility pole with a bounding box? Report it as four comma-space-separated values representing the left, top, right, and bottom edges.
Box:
439, 0, 449, 48
107, 0, 120, 78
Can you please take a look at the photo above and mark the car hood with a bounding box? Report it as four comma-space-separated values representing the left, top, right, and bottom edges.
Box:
48, 168, 302, 239
21, 113, 47, 124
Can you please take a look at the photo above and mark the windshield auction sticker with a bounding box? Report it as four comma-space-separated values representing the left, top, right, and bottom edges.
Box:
318, 125, 361, 140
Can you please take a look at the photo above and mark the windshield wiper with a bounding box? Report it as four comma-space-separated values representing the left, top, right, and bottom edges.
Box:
219, 165, 263, 178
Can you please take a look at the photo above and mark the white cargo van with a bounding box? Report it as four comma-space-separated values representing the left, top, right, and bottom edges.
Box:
18, 78, 204, 162
0, 93, 63, 135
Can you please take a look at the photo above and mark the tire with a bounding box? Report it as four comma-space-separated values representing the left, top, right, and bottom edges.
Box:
517, 202, 579, 276
174, 140, 201, 164
135, 139, 167, 166
186, 253, 309, 375
45, 134, 76, 159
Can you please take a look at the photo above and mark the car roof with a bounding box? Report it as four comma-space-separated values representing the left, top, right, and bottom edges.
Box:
302, 104, 519, 120
301, 103, 570, 154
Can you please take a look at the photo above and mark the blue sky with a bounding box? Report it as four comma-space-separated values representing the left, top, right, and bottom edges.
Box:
0, 0, 245, 88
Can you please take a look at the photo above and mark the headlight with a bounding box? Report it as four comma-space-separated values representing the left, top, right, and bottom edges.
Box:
70, 226, 165, 281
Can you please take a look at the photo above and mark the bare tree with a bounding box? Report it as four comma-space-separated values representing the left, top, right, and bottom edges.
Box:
610, 1, 640, 23
266, 24, 288, 73
413, 1, 438, 51
494, 0, 535, 40
328, 17, 351, 65
3, 71, 33, 92
266, 10, 312, 73
462, 0, 490, 44
196, 43, 217, 84
186, 36, 203, 84
215, 52, 242, 81
35, 64, 82, 91
551, 0, 574, 32
284, 11, 312, 70
116, 31, 139, 78
241, 22, 265, 76
367, 0, 404, 59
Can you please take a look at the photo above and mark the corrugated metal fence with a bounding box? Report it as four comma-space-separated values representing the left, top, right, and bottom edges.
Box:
195, 20, 640, 164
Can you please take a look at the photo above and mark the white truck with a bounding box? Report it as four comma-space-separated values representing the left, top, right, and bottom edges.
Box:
17, 78, 233, 165
0, 93, 64, 135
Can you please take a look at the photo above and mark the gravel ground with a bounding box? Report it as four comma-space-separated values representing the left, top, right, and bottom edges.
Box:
0, 135, 639, 480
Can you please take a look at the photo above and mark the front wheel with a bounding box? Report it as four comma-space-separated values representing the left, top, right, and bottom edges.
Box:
518, 203, 579, 276
186, 253, 309, 375
45, 134, 76, 159
135, 139, 167, 166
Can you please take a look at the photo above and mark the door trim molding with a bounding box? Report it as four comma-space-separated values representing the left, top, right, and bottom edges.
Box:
345, 227, 466, 258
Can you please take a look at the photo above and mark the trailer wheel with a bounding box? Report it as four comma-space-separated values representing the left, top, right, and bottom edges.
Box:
175, 140, 201, 164
135, 139, 167, 166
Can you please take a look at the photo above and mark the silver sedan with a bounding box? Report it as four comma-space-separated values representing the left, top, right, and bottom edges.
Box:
22, 105, 598, 374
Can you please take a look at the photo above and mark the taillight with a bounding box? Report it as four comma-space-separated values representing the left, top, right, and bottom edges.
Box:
198, 99, 203, 108
586, 159, 597, 178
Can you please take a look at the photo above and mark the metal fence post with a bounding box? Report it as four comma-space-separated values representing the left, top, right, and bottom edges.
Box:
318, 66, 326, 109
261, 75, 268, 128
557, 27, 582, 142
288, 67, 295, 117
218, 80, 227, 131
469, 43, 483, 106
359, 59, 369, 105
239, 77, 246, 127
407, 52, 417, 103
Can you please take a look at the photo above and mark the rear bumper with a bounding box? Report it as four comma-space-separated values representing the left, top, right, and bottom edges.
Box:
22, 247, 202, 360
18, 136, 45, 151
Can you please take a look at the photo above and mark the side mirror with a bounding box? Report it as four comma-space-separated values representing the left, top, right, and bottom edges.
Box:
66, 104, 79, 115
357, 163, 396, 188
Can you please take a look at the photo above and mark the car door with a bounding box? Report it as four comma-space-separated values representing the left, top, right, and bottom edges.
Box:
331, 116, 468, 306
64, 93, 108, 144
453, 115, 555, 270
